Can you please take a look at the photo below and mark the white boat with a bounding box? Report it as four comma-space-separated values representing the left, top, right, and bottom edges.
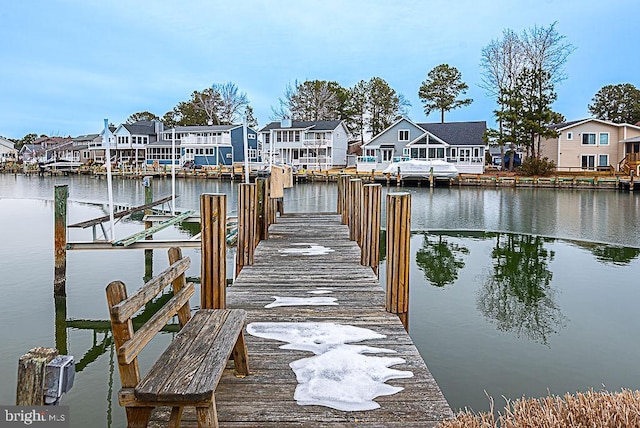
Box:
382, 159, 459, 179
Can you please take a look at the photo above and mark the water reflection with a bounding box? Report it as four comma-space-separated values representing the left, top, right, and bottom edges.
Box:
477, 233, 566, 345
416, 233, 469, 287
569, 242, 640, 266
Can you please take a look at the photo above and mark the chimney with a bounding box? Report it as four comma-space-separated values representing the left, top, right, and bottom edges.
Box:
281, 118, 292, 128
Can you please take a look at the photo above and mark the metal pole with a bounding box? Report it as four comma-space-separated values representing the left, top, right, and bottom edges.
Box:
171, 128, 176, 216
103, 119, 115, 241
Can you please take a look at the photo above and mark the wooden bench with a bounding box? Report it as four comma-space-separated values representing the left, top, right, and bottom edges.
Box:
106, 247, 249, 428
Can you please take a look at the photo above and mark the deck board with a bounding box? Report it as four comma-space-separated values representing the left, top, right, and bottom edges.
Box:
149, 213, 452, 426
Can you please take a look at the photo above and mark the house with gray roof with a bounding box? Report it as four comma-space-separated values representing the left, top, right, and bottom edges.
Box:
112, 120, 162, 167
358, 117, 487, 174
259, 119, 349, 170
148, 124, 259, 168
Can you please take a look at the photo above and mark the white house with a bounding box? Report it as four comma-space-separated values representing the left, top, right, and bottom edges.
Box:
259, 119, 349, 170
358, 117, 487, 174
0, 137, 18, 163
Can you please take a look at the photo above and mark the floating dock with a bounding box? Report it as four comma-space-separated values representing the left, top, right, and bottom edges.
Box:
150, 213, 452, 427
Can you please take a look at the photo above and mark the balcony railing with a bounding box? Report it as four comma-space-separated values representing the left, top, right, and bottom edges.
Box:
302, 138, 331, 147
180, 135, 231, 145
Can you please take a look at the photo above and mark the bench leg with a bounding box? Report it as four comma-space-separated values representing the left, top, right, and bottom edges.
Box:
168, 406, 183, 428
196, 400, 218, 428
125, 407, 153, 428
232, 330, 250, 377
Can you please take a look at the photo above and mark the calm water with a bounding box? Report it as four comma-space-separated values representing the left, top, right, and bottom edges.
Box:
0, 174, 639, 426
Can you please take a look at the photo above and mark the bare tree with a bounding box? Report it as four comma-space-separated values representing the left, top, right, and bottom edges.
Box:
194, 88, 222, 125
521, 22, 575, 86
214, 82, 250, 124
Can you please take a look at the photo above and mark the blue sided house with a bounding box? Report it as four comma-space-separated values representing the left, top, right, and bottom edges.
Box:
147, 124, 259, 168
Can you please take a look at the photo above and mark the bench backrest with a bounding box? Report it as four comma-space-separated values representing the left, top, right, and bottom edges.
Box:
106, 247, 193, 389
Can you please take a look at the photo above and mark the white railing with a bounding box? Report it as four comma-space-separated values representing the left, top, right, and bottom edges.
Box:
181, 135, 231, 146
302, 138, 331, 147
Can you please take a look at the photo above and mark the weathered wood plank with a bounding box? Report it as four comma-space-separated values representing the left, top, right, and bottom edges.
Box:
118, 283, 195, 365
111, 256, 191, 323
149, 212, 452, 427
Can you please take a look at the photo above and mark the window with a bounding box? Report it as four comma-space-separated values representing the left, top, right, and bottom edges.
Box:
402, 148, 410, 157
581, 155, 595, 170
398, 130, 410, 141
248, 148, 257, 159
248, 134, 256, 139
382, 149, 393, 162
582, 133, 596, 145
566, 132, 573, 140
599, 154, 609, 167
599, 133, 609, 145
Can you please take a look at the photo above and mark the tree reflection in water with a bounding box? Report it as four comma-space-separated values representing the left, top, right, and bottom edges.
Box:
477, 233, 566, 346
416, 233, 469, 287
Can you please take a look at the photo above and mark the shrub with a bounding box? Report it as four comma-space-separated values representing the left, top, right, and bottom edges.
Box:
439, 389, 640, 428
517, 156, 556, 176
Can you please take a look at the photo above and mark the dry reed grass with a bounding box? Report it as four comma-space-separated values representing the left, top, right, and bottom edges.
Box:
439, 389, 640, 428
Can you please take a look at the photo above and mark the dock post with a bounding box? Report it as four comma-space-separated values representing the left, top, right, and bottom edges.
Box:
630, 170, 635, 191
430, 167, 434, 188
386, 192, 411, 331
349, 179, 363, 242
236, 183, 257, 277
342, 177, 352, 225
54, 184, 68, 296
143, 176, 153, 282
54, 296, 68, 355
200, 194, 227, 309
256, 178, 268, 241
361, 184, 381, 276
337, 175, 345, 216
16, 347, 59, 405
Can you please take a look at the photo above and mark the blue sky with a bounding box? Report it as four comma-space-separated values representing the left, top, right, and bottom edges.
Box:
1, 0, 638, 139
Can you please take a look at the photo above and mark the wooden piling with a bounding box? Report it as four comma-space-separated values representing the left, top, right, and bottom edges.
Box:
361, 184, 381, 276
54, 184, 68, 296
337, 175, 345, 216
349, 179, 363, 243
256, 178, 268, 241
236, 183, 257, 277
200, 193, 227, 309
16, 347, 59, 405
54, 296, 68, 355
342, 177, 352, 226
386, 192, 411, 331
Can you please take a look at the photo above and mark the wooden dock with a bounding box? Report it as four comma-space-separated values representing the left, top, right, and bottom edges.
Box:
151, 213, 452, 427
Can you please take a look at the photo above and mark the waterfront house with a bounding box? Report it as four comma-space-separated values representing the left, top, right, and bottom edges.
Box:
259, 119, 349, 170
113, 120, 162, 168
357, 117, 486, 174
147, 124, 259, 168
0, 137, 18, 163
539, 118, 640, 173
87, 125, 116, 164
19, 136, 72, 163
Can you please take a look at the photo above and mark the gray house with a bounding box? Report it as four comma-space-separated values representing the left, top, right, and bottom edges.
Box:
358, 117, 486, 174
259, 119, 349, 170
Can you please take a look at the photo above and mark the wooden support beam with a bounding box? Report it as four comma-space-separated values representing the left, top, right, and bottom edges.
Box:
200, 194, 227, 309
361, 184, 381, 276
236, 183, 257, 277
16, 347, 59, 405
112, 211, 195, 247
386, 192, 411, 331
54, 184, 68, 296
68, 195, 176, 229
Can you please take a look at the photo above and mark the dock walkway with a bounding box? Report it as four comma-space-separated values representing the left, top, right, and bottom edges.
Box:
151, 213, 452, 427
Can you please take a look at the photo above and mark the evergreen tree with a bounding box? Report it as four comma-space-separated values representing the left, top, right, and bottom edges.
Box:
367, 77, 400, 135
588, 83, 640, 124
418, 64, 472, 123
